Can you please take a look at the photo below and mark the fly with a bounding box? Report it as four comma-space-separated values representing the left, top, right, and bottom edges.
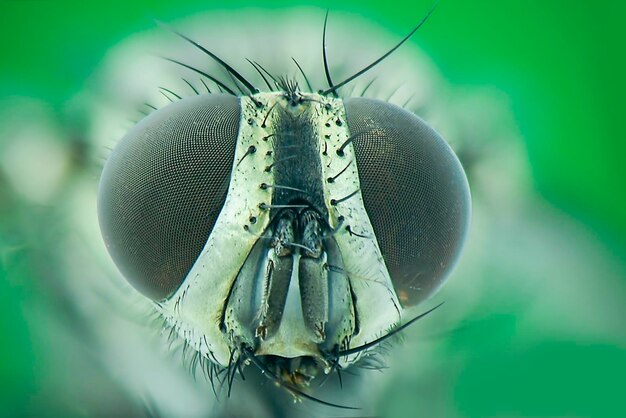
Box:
97, 1, 470, 410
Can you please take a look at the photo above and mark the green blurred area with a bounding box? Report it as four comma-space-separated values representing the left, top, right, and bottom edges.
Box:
2, 0, 624, 244
1, 1, 625, 417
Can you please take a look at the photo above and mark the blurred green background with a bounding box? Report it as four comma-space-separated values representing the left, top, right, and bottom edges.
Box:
1, 0, 625, 417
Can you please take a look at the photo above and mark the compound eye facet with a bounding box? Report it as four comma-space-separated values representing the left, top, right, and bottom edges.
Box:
97, 94, 240, 300
344, 97, 471, 308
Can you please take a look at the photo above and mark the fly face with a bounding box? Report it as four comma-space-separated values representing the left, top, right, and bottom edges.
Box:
97, 7, 470, 407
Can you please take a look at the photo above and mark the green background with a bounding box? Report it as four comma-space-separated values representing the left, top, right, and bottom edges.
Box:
3, 0, 625, 243
1, 0, 625, 417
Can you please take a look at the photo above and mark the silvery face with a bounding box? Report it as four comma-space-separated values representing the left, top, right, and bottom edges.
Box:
95, 7, 470, 410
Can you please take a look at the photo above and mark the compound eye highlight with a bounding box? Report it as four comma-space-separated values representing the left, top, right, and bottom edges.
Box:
344, 97, 471, 307
97, 94, 240, 300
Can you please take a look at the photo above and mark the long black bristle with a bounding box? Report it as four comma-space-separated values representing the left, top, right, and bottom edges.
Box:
227, 355, 239, 397
242, 349, 359, 410
385, 83, 404, 102
159, 90, 174, 102
225, 70, 247, 96
322, 0, 439, 96
161, 57, 236, 95
401, 93, 416, 108
253, 60, 279, 88
200, 78, 212, 93
360, 77, 377, 96
246, 59, 274, 91
182, 78, 199, 95
207, 362, 218, 398
291, 57, 314, 93
336, 367, 343, 388
156, 20, 259, 95
322, 10, 338, 97
159, 86, 182, 100
339, 302, 444, 357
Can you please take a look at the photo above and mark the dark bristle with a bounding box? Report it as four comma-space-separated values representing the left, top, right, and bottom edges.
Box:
236, 357, 246, 381
227, 71, 247, 95
322, 10, 338, 98
276, 76, 299, 99
336, 367, 343, 389
166, 325, 177, 348
182, 78, 199, 95
242, 349, 359, 410
337, 130, 371, 155
322, 0, 439, 96
261, 103, 278, 128
401, 93, 415, 108
327, 160, 353, 183
189, 350, 200, 380
157, 20, 259, 95
330, 189, 360, 206
161, 57, 236, 95
207, 362, 218, 398
291, 57, 314, 92
253, 60, 279, 88
181, 337, 190, 362
215, 364, 228, 385
158, 90, 174, 103
200, 78, 212, 93
339, 302, 445, 357
226, 354, 239, 397
385, 83, 404, 102
345, 225, 370, 239
360, 77, 377, 96
159, 86, 182, 100
246, 58, 274, 91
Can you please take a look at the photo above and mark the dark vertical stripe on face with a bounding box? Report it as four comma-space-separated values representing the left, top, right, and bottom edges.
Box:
270, 105, 327, 218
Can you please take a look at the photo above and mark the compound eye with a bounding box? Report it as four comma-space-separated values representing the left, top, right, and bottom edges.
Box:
344, 97, 471, 307
98, 94, 240, 300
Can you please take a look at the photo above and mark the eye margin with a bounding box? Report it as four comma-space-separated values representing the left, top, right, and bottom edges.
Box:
343, 96, 471, 307
97, 93, 241, 301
